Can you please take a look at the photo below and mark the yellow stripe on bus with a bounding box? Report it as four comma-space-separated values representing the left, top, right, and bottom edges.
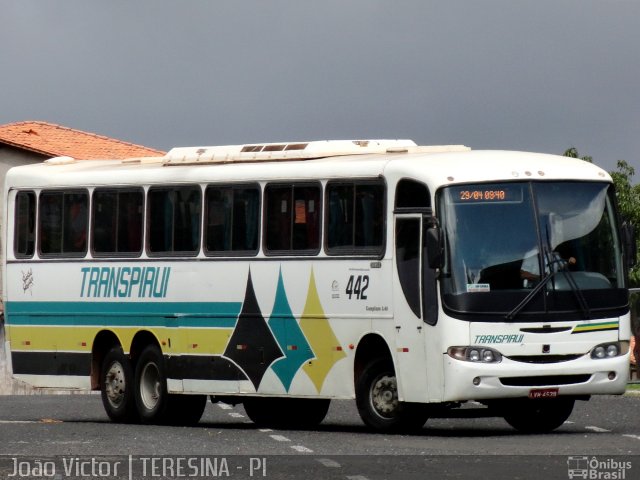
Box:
6, 325, 233, 355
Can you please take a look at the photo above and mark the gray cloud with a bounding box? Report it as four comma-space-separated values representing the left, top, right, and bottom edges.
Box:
1, 0, 638, 172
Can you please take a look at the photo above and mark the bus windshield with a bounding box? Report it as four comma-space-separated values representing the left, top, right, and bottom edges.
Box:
438, 181, 627, 321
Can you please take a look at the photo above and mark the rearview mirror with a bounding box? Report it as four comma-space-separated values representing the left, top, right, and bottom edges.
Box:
621, 221, 637, 269
424, 217, 443, 270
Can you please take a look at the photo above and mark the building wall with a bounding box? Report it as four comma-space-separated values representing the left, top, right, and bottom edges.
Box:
0, 145, 45, 182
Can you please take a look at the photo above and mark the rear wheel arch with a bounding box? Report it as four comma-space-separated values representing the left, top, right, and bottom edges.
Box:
129, 330, 162, 364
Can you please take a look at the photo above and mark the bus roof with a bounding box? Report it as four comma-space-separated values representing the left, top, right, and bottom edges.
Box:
4, 140, 612, 190
163, 139, 470, 164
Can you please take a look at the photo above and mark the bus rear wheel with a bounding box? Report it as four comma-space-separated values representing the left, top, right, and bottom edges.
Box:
134, 345, 171, 424
134, 345, 206, 425
243, 397, 330, 429
100, 347, 138, 423
503, 398, 575, 433
356, 359, 428, 432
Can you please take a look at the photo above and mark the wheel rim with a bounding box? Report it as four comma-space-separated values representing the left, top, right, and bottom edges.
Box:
370, 373, 398, 419
139, 361, 161, 411
105, 361, 126, 408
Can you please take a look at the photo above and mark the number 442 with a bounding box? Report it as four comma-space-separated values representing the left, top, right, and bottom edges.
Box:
346, 275, 369, 300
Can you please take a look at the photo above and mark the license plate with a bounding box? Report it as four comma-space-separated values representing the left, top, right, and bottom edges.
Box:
528, 388, 559, 399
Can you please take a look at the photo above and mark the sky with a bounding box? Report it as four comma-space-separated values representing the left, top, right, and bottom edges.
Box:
1, 1, 639, 173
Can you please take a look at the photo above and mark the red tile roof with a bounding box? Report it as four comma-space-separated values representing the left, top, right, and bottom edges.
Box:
0, 121, 165, 159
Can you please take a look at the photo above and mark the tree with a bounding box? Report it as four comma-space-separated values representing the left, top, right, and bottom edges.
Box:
563, 147, 593, 164
563, 148, 640, 285
609, 160, 640, 285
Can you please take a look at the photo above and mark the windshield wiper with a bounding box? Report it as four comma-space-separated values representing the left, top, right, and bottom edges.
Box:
506, 259, 556, 320
553, 259, 591, 320
542, 228, 591, 320
506, 240, 591, 321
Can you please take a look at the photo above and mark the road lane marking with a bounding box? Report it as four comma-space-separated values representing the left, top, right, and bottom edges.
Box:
585, 426, 611, 433
623, 434, 640, 440
346, 476, 370, 480
0, 419, 63, 424
291, 445, 313, 453
258, 427, 315, 455
228, 412, 245, 418
217, 403, 233, 410
0, 420, 39, 424
317, 458, 341, 468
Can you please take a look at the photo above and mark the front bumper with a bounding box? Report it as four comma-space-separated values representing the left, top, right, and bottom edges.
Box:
443, 351, 630, 402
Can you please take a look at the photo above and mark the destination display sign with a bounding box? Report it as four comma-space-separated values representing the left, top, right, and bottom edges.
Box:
451, 185, 523, 204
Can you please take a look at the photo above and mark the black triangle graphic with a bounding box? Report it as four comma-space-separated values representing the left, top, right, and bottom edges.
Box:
223, 270, 284, 390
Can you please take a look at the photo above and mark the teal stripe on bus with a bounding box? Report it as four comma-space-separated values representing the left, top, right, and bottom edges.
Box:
5, 301, 242, 328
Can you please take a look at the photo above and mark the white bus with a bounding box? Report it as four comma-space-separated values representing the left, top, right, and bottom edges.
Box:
2, 139, 632, 432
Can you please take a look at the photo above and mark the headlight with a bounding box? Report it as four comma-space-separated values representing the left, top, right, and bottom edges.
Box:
448, 346, 502, 363
606, 344, 619, 357
590, 341, 628, 360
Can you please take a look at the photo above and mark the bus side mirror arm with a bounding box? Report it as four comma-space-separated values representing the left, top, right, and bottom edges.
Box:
622, 221, 637, 269
424, 217, 443, 270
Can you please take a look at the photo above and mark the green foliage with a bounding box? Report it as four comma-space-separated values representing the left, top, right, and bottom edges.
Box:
609, 160, 640, 286
564, 148, 640, 285
563, 147, 593, 164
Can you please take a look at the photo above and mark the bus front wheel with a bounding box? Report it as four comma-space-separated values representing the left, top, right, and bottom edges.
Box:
243, 397, 330, 428
166, 395, 207, 426
503, 398, 575, 433
355, 359, 428, 432
100, 347, 138, 423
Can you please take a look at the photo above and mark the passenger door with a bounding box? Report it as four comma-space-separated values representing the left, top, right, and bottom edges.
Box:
393, 214, 432, 402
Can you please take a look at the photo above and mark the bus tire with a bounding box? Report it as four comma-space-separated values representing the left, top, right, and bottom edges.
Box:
166, 395, 207, 426
355, 359, 428, 432
503, 398, 575, 433
299, 398, 331, 427
134, 345, 170, 424
100, 347, 138, 423
243, 397, 330, 429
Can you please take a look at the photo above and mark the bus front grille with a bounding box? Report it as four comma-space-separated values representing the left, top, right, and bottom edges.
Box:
506, 354, 584, 364
499, 374, 591, 387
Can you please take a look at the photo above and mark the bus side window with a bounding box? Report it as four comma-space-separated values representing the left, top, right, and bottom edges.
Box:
14, 191, 36, 258
39, 190, 88, 257
326, 181, 385, 255
265, 183, 321, 254
93, 189, 143, 256
205, 185, 259, 255
148, 186, 201, 255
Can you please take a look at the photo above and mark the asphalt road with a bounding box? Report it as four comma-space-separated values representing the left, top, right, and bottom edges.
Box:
0, 394, 639, 479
